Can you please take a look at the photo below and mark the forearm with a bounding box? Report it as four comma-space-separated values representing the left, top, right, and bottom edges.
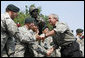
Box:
15, 32, 36, 44
45, 30, 55, 37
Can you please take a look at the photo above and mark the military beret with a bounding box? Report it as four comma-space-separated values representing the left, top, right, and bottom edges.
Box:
25, 17, 35, 24
6, 4, 20, 12
76, 29, 83, 33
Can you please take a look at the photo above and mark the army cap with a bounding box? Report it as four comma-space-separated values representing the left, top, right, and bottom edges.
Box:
6, 4, 20, 12
76, 29, 83, 33
25, 17, 35, 24
29, 6, 38, 13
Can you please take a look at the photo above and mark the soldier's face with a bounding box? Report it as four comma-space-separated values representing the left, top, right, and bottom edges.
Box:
29, 23, 38, 32
79, 33, 83, 36
31, 9, 39, 18
33, 26, 38, 32
48, 15, 57, 26
29, 23, 35, 29
11, 11, 18, 19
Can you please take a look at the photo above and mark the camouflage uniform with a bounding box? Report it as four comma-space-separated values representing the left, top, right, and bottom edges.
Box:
1, 37, 15, 57
14, 25, 47, 57
14, 25, 36, 57
40, 36, 53, 49
40, 35, 54, 57
1, 12, 20, 56
6, 37, 15, 57
76, 36, 84, 56
1, 4, 21, 57
40, 34, 61, 57
28, 30, 47, 57
1, 47, 8, 57
52, 22, 83, 57
29, 6, 47, 57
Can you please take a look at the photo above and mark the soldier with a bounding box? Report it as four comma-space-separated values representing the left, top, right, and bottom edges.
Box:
40, 27, 57, 57
41, 27, 53, 49
29, 5, 47, 35
14, 18, 50, 57
29, 5, 48, 56
14, 17, 40, 57
76, 28, 84, 56
41, 14, 83, 57
76, 29, 84, 43
41, 25, 61, 57
1, 4, 20, 57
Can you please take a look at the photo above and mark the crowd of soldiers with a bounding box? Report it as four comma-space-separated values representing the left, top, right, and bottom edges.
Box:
1, 4, 84, 57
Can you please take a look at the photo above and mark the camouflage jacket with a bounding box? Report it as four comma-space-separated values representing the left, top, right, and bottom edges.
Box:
1, 12, 20, 52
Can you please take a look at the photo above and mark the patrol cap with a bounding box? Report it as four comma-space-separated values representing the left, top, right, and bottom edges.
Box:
29, 6, 38, 13
6, 4, 20, 12
76, 29, 83, 33
25, 17, 35, 24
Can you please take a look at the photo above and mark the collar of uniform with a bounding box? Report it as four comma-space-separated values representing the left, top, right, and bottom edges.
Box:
54, 22, 59, 27
29, 29, 34, 35
24, 25, 34, 33
23, 25, 29, 31
76, 35, 81, 38
5, 12, 11, 19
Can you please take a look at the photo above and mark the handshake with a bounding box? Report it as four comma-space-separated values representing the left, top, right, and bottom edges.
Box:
35, 33, 54, 56
35, 33, 46, 42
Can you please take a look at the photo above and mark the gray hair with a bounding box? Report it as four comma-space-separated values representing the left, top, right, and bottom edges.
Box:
49, 14, 59, 20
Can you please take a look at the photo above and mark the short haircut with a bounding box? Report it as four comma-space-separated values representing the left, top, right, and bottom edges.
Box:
49, 14, 59, 21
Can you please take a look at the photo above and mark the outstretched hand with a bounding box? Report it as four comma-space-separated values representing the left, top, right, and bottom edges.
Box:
46, 47, 54, 56
40, 34, 46, 42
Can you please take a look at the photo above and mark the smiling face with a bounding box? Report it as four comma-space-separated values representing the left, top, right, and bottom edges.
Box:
48, 14, 58, 26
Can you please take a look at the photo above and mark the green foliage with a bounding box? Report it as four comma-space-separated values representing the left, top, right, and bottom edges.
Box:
25, 5, 29, 15
37, 6, 42, 14
14, 4, 53, 30
14, 5, 30, 26
14, 11, 30, 26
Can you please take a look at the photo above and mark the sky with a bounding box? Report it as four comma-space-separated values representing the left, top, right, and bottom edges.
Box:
1, 1, 84, 35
